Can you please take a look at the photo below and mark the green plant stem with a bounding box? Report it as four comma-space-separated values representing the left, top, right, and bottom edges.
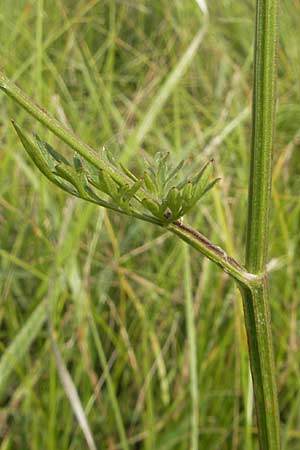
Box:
0, 2, 283, 448
0, 23, 281, 446
0, 70, 255, 289
170, 221, 256, 287
246, 0, 278, 272
240, 281, 280, 450
242, 1, 280, 449
0, 71, 129, 188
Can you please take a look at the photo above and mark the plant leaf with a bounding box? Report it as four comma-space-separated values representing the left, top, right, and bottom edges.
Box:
119, 162, 138, 182
124, 178, 144, 200
181, 181, 193, 204
54, 163, 88, 198
142, 198, 160, 217
98, 170, 118, 200
157, 152, 170, 187
35, 134, 70, 166
165, 159, 185, 183
166, 187, 181, 216
191, 160, 213, 201
144, 171, 158, 196
199, 177, 221, 198
12, 121, 54, 181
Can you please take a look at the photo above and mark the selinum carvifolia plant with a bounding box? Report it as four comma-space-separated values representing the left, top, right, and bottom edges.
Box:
0, 0, 280, 448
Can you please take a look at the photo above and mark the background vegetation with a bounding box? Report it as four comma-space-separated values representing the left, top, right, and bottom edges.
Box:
0, 1, 299, 449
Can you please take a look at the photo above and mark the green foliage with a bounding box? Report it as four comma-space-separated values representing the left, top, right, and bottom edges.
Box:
1, 1, 295, 449
142, 154, 220, 223
13, 122, 219, 225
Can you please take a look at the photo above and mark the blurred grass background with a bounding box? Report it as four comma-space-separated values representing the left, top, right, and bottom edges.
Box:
0, 1, 300, 449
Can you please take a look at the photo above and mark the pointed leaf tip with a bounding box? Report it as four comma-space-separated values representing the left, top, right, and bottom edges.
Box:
12, 121, 54, 180
166, 187, 180, 215
142, 198, 160, 217
54, 162, 87, 197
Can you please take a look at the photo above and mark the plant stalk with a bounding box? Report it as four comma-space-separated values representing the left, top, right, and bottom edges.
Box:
0, 4, 281, 443
0, 70, 255, 289
170, 221, 256, 287
240, 282, 280, 450
246, 0, 278, 273
242, 1, 280, 449
0, 71, 129, 188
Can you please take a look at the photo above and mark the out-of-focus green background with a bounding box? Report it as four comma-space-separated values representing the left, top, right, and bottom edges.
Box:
0, 1, 299, 449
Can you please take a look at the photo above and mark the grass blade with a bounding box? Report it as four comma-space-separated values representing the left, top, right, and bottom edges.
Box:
89, 312, 130, 450
183, 244, 199, 450
121, 25, 208, 163
0, 301, 47, 399
49, 330, 98, 450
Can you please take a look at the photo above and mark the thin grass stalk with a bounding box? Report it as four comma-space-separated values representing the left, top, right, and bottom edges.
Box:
36, 0, 44, 100
241, 1, 280, 449
89, 313, 130, 450
183, 244, 199, 450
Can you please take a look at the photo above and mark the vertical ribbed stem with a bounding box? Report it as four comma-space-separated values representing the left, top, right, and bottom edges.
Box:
246, 0, 278, 272
243, 1, 280, 449
240, 282, 280, 450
